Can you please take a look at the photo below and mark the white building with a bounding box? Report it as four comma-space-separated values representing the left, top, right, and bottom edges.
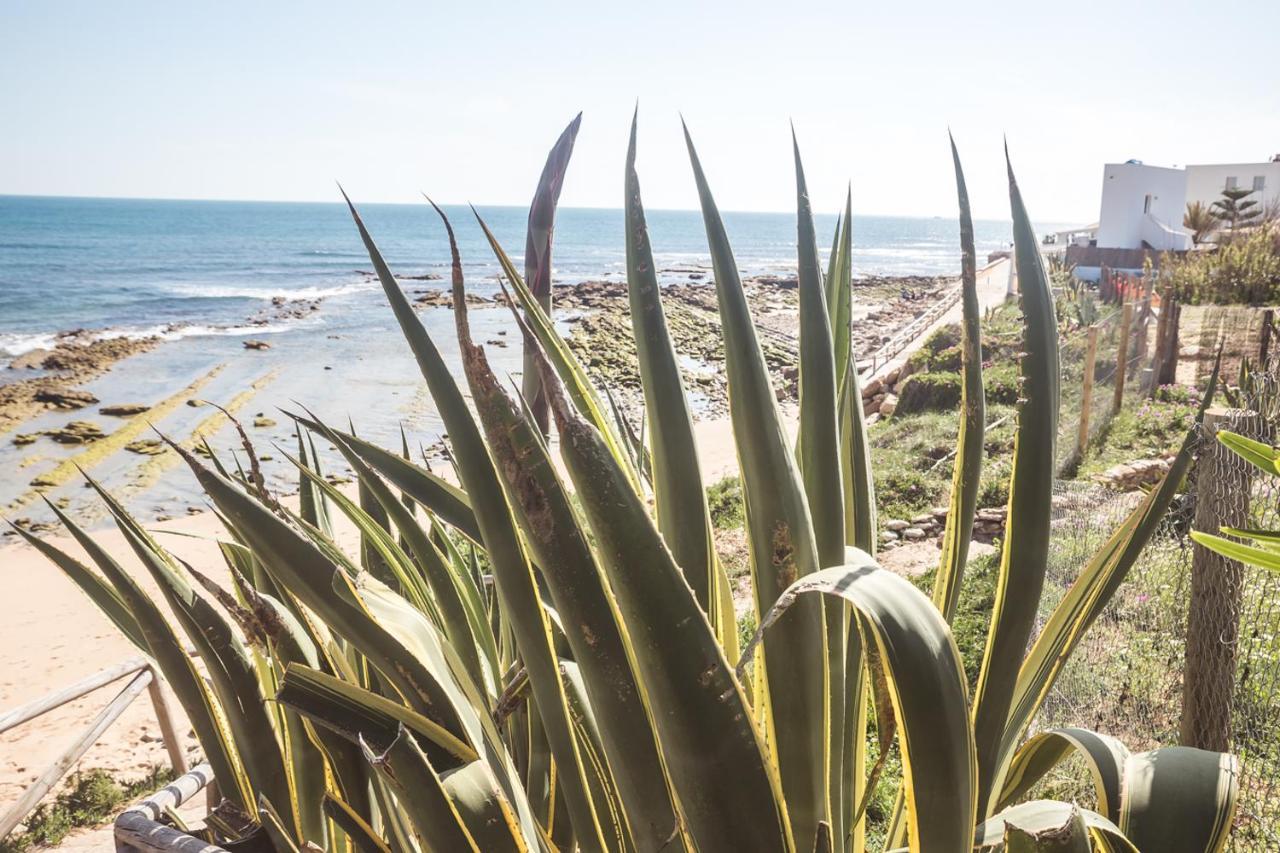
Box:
1095, 156, 1280, 253
1096, 161, 1190, 252
1185, 162, 1280, 218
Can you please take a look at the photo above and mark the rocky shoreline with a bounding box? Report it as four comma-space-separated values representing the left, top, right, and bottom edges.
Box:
0, 334, 162, 436
403, 273, 955, 420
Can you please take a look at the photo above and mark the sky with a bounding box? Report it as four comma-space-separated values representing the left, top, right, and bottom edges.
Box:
2, 1, 1278, 223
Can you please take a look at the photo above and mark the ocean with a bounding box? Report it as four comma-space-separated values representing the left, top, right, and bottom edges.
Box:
0, 195, 1025, 356
0, 194, 1037, 524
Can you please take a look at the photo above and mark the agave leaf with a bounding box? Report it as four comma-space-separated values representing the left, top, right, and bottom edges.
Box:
737, 559, 976, 852
998, 356, 1221, 784
306, 415, 496, 693
792, 131, 844, 567
684, 120, 827, 851
1119, 747, 1239, 853
323, 793, 392, 853
536, 351, 792, 852
1216, 429, 1280, 476
289, 413, 481, 544
8, 519, 146, 651
442, 194, 684, 850
932, 133, 985, 623
171, 442, 477, 754
442, 761, 533, 853
1189, 531, 1280, 572
87, 478, 300, 838
348, 192, 614, 851
825, 199, 852, 390
277, 663, 475, 762
973, 801, 1136, 852
996, 728, 1130, 821
520, 113, 582, 435
1003, 808, 1091, 853
359, 727, 481, 853
472, 209, 642, 493
833, 194, 876, 555
791, 130, 848, 847
623, 109, 724, 628
38, 500, 250, 811
971, 147, 1060, 815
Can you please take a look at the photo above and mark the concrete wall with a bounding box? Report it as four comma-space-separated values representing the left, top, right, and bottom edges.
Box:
1186, 162, 1280, 217
1097, 162, 1188, 249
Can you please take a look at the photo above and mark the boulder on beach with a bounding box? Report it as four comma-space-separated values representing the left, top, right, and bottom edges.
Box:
99, 403, 149, 417
125, 438, 167, 456
47, 420, 106, 444
34, 387, 98, 409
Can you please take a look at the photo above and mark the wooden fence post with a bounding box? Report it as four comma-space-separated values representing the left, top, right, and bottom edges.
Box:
1180, 408, 1260, 752
1113, 298, 1133, 412
1260, 308, 1274, 366
146, 670, 190, 776
1077, 325, 1100, 459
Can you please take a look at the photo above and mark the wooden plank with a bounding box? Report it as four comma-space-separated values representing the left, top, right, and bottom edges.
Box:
0, 669, 154, 839
146, 672, 190, 776
115, 764, 225, 852
0, 656, 148, 734
1076, 325, 1099, 458
1113, 298, 1134, 412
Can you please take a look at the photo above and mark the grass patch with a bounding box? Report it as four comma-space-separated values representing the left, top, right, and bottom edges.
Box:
706, 475, 744, 530
1, 766, 175, 853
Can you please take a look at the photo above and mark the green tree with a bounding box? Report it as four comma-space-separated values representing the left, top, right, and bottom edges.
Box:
1183, 200, 1217, 244
1211, 186, 1262, 232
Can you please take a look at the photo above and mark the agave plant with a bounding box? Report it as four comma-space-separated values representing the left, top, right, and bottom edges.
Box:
13, 113, 1239, 853
1192, 429, 1280, 573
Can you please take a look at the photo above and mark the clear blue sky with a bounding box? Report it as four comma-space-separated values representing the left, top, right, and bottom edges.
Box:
3, 1, 1277, 222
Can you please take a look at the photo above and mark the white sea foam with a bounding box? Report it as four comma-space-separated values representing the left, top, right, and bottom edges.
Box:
0, 331, 61, 357
93, 322, 298, 344
162, 281, 376, 301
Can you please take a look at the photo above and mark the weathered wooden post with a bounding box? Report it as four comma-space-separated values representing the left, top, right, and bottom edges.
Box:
1260, 308, 1274, 366
146, 669, 190, 776
1077, 325, 1100, 459
1180, 408, 1261, 752
1113, 298, 1133, 412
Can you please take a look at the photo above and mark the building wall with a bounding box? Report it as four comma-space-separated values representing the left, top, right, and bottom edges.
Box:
1097, 162, 1188, 249
1185, 162, 1280, 217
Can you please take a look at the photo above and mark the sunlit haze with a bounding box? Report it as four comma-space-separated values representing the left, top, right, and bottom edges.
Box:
3, 0, 1278, 222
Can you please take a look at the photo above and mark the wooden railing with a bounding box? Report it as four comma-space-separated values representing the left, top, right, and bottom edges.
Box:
0, 654, 192, 840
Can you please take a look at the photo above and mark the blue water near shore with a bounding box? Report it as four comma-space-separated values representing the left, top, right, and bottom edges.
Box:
0, 194, 1024, 354
0, 194, 1050, 523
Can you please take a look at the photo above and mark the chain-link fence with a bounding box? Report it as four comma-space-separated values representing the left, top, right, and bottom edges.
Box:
1034, 396, 1280, 848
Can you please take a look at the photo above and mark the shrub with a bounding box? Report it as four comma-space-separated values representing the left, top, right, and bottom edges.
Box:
1165, 227, 1280, 305
896, 371, 961, 415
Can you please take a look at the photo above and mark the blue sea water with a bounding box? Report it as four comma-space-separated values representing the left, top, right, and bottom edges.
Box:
0, 195, 1023, 355
0, 194, 1042, 522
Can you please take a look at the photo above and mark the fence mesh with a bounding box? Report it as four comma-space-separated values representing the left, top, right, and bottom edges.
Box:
1034, 380, 1280, 848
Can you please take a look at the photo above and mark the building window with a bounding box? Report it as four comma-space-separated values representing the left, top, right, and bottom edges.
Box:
1226, 176, 1239, 190
1254, 176, 1266, 192
1143, 194, 1153, 213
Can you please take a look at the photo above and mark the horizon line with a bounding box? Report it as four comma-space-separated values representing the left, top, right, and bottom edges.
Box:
0, 191, 1083, 225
